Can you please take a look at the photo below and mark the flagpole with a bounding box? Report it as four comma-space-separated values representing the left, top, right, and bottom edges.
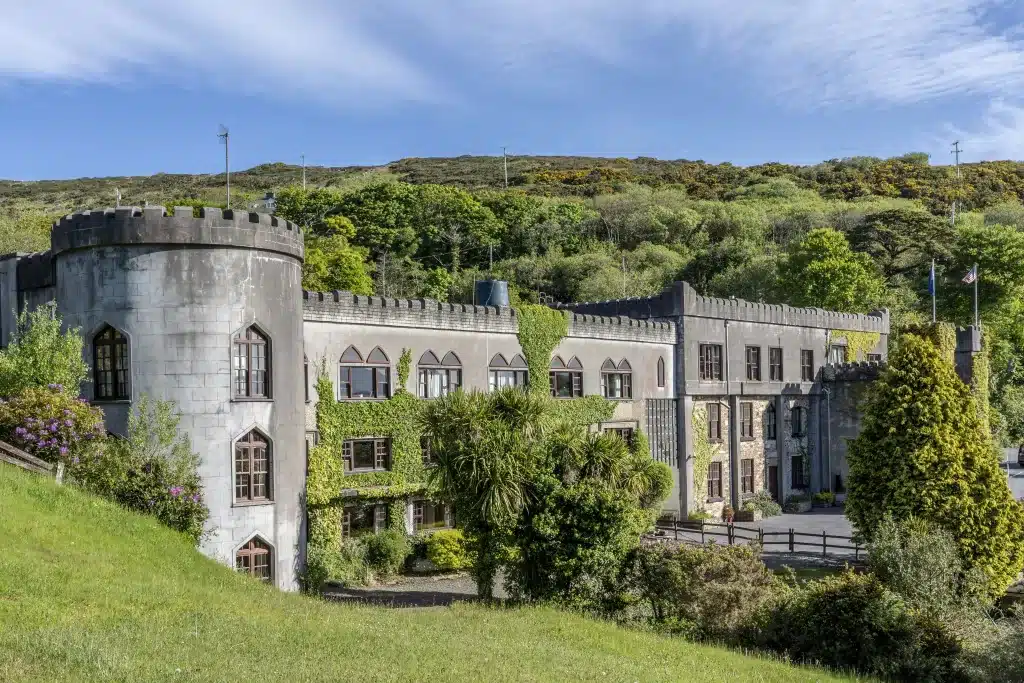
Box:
974, 262, 979, 329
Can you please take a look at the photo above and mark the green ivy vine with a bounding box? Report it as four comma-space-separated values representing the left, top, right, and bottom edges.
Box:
515, 304, 569, 396
396, 347, 412, 390
905, 322, 956, 365
828, 330, 881, 363
691, 404, 717, 510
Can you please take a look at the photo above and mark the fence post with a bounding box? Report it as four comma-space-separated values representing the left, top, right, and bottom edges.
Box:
822, 530, 827, 558
855, 542, 860, 562
758, 528, 763, 547
788, 528, 794, 553
55, 462, 65, 486
728, 523, 734, 546
700, 519, 705, 544
674, 521, 679, 542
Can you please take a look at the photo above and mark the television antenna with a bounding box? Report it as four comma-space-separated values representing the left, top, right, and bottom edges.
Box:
218, 125, 231, 209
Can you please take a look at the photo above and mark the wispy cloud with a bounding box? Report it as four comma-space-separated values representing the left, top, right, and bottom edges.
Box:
942, 99, 1024, 161
0, 1, 436, 105
2, 0, 1024, 110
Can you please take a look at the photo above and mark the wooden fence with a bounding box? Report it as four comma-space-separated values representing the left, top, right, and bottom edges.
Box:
654, 519, 863, 561
0, 439, 63, 483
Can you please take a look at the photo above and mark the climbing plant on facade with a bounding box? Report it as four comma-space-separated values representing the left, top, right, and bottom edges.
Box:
514, 304, 569, 397
691, 405, 716, 510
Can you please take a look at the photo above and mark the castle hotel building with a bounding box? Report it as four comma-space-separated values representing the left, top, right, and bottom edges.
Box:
0, 207, 890, 590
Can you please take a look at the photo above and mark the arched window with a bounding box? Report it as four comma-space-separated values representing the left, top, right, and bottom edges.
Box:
234, 326, 269, 398
93, 325, 129, 400
235, 429, 271, 503
656, 356, 666, 388
549, 355, 583, 398
418, 350, 462, 398
601, 359, 633, 399
236, 537, 272, 582
488, 353, 528, 391
339, 345, 390, 399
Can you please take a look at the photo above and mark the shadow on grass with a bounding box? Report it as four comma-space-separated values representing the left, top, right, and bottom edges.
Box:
322, 587, 504, 608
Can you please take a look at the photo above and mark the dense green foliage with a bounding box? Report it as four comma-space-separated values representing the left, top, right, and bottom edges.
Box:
749, 571, 968, 682
421, 389, 670, 603
0, 465, 860, 683
0, 304, 89, 399
0, 385, 105, 469
846, 334, 1024, 598
424, 529, 473, 571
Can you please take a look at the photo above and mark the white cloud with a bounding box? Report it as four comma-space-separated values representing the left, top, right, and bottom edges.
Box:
942, 99, 1024, 161
0, 1, 436, 105
1, 0, 1024, 110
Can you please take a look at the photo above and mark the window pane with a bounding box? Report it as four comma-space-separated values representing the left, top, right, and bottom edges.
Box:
234, 342, 248, 396
376, 368, 390, 398
352, 441, 375, 469
350, 367, 374, 398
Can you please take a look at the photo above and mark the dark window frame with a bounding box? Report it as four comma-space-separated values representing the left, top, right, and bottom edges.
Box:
605, 426, 635, 447
828, 344, 848, 365
800, 349, 815, 382
413, 499, 452, 532
342, 503, 388, 538
339, 365, 391, 399
745, 346, 762, 381
699, 344, 723, 381
706, 402, 722, 442
740, 402, 754, 440
342, 437, 391, 473
656, 356, 666, 388
601, 371, 633, 399
236, 537, 272, 582
791, 455, 806, 489
93, 325, 130, 401
233, 326, 270, 399
234, 429, 272, 504
765, 404, 777, 440
769, 347, 783, 382
791, 406, 806, 438
707, 461, 723, 500
741, 458, 754, 494
867, 353, 882, 363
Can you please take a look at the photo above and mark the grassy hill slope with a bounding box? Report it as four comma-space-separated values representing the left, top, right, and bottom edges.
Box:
0, 465, 857, 682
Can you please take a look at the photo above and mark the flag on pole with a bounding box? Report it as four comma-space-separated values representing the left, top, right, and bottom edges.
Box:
929, 261, 936, 296
962, 265, 978, 284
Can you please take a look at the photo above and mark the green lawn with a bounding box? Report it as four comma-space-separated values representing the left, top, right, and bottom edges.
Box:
0, 465, 860, 682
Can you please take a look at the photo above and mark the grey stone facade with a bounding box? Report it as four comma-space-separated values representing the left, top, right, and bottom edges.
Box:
0, 208, 893, 590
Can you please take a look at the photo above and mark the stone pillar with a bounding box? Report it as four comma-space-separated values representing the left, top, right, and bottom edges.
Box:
775, 393, 786, 500
729, 394, 741, 509
678, 396, 694, 515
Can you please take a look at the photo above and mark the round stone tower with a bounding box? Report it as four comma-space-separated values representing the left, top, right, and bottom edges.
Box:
50, 206, 305, 590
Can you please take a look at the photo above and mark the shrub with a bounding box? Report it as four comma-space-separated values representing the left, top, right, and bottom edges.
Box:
0, 385, 105, 468
782, 493, 809, 512
0, 302, 89, 398
812, 491, 836, 505
363, 530, 411, 579
748, 571, 968, 682
749, 490, 782, 518
624, 542, 781, 640
426, 529, 472, 571
687, 510, 713, 521
79, 396, 209, 545
846, 334, 1024, 599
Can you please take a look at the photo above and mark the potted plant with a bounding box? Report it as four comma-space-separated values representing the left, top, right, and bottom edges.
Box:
783, 493, 812, 513
812, 491, 836, 508
722, 504, 735, 524
734, 500, 763, 522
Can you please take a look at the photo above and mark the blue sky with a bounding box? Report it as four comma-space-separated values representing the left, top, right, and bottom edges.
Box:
3, 0, 1024, 180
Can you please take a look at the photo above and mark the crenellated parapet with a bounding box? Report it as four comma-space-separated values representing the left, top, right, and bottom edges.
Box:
303, 290, 676, 343
559, 281, 889, 334
50, 206, 303, 261
565, 311, 675, 344
821, 360, 887, 382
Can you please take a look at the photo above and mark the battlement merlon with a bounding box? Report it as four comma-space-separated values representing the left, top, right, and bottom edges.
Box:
302, 291, 676, 343
50, 206, 304, 261
822, 360, 887, 382
557, 281, 890, 334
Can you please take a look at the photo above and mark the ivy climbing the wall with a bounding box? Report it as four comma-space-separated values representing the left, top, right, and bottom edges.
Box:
691, 404, 717, 511
514, 304, 569, 397
828, 330, 882, 363
904, 322, 956, 365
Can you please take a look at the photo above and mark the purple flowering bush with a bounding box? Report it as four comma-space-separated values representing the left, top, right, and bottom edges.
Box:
0, 385, 105, 468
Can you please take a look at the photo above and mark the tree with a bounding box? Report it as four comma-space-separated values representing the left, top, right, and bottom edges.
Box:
419, 267, 453, 301
848, 208, 954, 282
302, 235, 374, 295
778, 228, 885, 312
273, 186, 345, 235
0, 302, 89, 398
413, 184, 501, 274
336, 183, 420, 260
845, 334, 1024, 598
941, 223, 1024, 326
